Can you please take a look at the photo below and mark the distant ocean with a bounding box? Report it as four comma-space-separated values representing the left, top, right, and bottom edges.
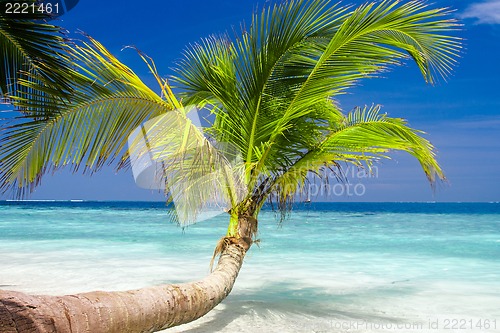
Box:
1, 201, 499, 332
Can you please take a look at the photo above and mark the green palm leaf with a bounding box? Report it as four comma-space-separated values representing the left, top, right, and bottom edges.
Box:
0, 37, 173, 195
2, 37, 247, 226
259, 105, 442, 214
0, 0, 76, 102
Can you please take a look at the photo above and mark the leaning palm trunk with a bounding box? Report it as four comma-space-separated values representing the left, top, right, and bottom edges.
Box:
0, 236, 250, 333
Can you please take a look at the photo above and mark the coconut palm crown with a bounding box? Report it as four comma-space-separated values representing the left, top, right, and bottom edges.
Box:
173, 0, 460, 232
1, 0, 460, 234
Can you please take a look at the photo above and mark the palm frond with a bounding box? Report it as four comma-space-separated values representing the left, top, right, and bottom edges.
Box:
325, 105, 443, 182
255, 0, 460, 178
266, 105, 443, 211
0, 0, 76, 102
0, 37, 173, 196
2, 36, 248, 226
129, 110, 248, 226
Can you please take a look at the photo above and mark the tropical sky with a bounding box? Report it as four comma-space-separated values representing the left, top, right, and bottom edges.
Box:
1, 0, 499, 202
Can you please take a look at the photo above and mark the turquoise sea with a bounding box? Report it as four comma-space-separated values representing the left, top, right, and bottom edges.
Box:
1, 201, 500, 332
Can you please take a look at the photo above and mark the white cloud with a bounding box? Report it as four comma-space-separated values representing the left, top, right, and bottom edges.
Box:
460, 0, 500, 24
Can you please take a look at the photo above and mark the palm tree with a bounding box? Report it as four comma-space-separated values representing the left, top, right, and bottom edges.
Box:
0, 0, 460, 332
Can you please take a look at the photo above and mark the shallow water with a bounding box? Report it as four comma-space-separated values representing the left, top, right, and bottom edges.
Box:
1, 202, 499, 332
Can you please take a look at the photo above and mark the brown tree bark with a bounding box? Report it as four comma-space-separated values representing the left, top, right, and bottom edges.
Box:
0, 232, 252, 333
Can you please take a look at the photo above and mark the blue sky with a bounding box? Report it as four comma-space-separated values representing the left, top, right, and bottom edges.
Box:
1, 0, 499, 202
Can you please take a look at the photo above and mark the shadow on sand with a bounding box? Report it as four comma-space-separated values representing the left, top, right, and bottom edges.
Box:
173, 281, 419, 332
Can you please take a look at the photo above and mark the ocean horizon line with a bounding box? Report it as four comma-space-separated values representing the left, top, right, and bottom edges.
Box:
2, 199, 499, 204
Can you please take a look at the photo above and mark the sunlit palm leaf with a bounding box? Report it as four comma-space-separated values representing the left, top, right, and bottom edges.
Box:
128, 110, 248, 226
0, 37, 173, 195
262, 105, 442, 214
255, 0, 459, 178
324, 105, 442, 182
2, 36, 248, 225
